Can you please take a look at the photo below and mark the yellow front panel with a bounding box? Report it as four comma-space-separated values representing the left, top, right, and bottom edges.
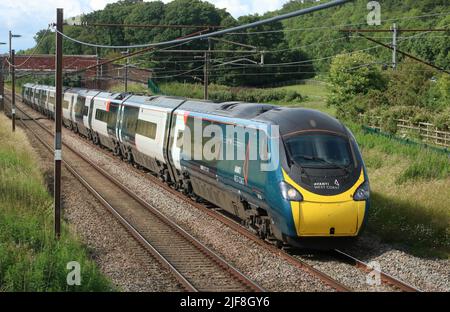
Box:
283, 169, 366, 237
290, 201, 365, 236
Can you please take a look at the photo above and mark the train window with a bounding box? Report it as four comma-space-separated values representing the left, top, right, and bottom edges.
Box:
48, 92, 55, 106
285, 134, 352, 169
83, 105, 89, 116
95, 109, 109, 123
136, 119, 157, 140
121, 106, 139, 137
176, 130, 183, 148
62, 96, 70, 109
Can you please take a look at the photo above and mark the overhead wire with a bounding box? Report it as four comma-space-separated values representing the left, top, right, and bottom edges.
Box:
5, 26, 52, 68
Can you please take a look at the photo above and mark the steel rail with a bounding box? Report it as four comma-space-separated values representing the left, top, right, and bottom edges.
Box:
14, 105, 197, 292
333, 249, 421, 292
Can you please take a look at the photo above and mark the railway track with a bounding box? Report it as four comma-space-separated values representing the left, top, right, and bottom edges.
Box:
11, 100, 264, 292
333, 249, 421, 292
7, 91, 420, 292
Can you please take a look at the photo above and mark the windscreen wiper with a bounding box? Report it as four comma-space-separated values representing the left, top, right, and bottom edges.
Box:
297, 155, 351, 173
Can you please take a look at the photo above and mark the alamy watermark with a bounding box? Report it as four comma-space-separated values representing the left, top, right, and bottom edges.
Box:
179, 119, 280, 172
367, 1, 381, 26
66, 261, 81, 286
366, 261, 381, 286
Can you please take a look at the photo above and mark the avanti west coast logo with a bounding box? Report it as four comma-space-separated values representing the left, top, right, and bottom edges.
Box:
313, 179, 340, 190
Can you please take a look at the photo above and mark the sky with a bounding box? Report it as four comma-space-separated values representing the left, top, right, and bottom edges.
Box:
0, 0, 289, 54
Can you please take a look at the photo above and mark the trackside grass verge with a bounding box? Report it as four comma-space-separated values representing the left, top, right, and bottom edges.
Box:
0, 115, 114, 291
349, 123, 450, 258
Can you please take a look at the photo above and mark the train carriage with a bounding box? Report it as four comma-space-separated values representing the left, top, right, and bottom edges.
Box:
30, 85, 40, 111
22, 83, 35, 106
117, 95, 185, 179
46, 86, 56, 119
31, 85, 43, 113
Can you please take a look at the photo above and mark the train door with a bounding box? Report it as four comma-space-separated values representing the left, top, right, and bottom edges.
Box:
43, 89, 49, 114
120, 105, 139, 146
83, 92, 101, 130
170, 111, 187, 171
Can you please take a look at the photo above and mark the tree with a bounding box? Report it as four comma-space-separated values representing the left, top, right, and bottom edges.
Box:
385, 59, 435, 108
124, 1, 165, 44
328, 51, 386, 118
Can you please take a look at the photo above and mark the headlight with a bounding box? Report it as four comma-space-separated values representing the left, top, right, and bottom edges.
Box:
280, 181, 303, 202
353, 180, 370, 201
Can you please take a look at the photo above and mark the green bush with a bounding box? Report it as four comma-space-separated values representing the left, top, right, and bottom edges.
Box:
433, 107, 450, 131
159, 82, 304, 104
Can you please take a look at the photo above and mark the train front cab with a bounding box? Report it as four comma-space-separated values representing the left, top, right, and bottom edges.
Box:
270, 128, 370, 249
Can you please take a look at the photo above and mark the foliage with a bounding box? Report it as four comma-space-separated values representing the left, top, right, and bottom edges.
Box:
327, 51, 387, 118
385, 60, 435, 108
24, 0, 312, 87
348, 122, 450, 256
111, 81, 305, 104
328, 54, 450, 132
280, 0, 450, 72
22, 0, 449, 88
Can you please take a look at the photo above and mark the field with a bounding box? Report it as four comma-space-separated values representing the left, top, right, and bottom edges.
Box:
271, 82, 335, 115
0, 114, 113, 291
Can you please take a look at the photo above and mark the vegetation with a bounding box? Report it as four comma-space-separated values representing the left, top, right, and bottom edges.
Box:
111, 81, 305, 104
328, 52, 450, 132
24, 0, 449, 87
349, 123, 450, 257
0, 115, 114, 291
280, 0, 450, 72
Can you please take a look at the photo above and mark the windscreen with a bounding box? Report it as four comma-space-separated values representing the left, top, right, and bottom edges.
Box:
285, 134, 353, 169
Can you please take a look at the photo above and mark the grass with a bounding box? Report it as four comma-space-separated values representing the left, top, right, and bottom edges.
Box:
273, 82, 334, 114
349, 123, 450, 258
0, 114, 114, 291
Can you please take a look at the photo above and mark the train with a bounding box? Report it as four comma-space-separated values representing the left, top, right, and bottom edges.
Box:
22, 83, 370, 249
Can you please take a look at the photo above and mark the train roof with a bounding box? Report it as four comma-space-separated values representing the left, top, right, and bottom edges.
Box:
256, 107, 348, 137
124, 95, 186, 110
177, 100, 277, 120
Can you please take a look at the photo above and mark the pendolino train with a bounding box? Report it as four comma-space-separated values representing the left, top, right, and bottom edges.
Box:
22, 83, 370, 248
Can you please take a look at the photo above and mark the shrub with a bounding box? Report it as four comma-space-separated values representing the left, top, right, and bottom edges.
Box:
328, 51, 387, 109
433, 107, 450, 131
